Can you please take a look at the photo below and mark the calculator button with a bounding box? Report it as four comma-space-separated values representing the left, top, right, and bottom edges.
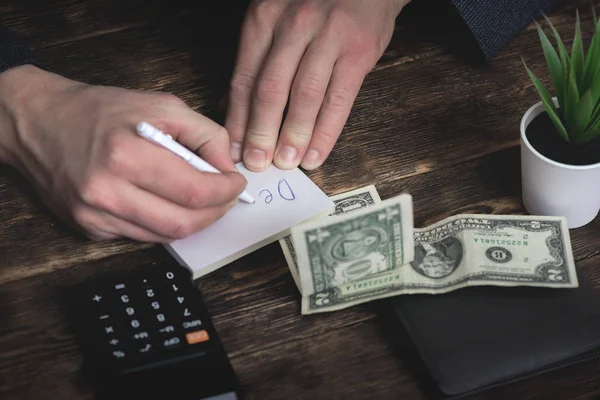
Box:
175, 294, 199, 309
130, 319, 142, 329
140, 278, 152, 289
138, 343, 153, 354
158, 325, 176, 334
119, 294, 131, 304
133, 331, 150, 340
155, 313, 167, 323
149, 300, 161, 310
129, 270, 156, 290
185, 330, 209, 345
111, 350, 126, 359
162, 268, 190, 281
162, 336, 184, 350
90, 293, 114, 313
165, 288, 200, 308
147, 266, 189, 286
102, 332, 127, 355
114, 283, 126, 290
182, 319, 203, 330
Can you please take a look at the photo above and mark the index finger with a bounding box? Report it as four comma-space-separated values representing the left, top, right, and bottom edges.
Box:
165, 105, 238, 173
225, 8, 275, 163
115, 133, 247, 209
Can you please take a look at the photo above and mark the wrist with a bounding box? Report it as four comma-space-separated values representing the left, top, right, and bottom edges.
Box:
0, 67, 21, 165
0, 65, 79, 167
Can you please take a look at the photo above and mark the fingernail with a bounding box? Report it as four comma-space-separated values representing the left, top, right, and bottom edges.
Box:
301, 149, 321, 170
275, 145, 298, 169
231, 142, 242, 162
243, 148, 268, 170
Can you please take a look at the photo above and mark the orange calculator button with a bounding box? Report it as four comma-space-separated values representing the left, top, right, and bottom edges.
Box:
186, 330, 209, 344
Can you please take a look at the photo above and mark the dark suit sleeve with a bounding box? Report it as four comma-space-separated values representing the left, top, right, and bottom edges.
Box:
450, 0, 561, 60
400, 0, 562, 64
0, 27, 46, 73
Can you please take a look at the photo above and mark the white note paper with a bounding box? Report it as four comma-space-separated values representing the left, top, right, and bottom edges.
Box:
165, 163, 334, 280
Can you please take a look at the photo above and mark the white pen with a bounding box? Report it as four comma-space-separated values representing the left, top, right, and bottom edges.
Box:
136, 121, 255, 204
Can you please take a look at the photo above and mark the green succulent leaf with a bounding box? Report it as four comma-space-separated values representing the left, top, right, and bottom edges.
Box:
572, 90, 595, 140
581, 13, 600, 91
541, 14, 571, 117
588, 119, 600, 136
590, 24, 600, 105
572, 128, 600, 145
591, 63, 600, 110
564, 59, 581, 138
588, 100, 600, 131
542, 13, 570, 68
536, 22, 566, 119
591, 95, 600, 121
522, 58, 570, 142
571, 10, 585, 90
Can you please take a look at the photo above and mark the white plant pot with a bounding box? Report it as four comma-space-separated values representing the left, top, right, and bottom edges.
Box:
520, 100, 600, 229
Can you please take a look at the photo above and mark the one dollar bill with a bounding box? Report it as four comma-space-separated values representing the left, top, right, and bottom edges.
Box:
279, 185, 382, 290
301, 214, 577, 314
291, 193, 415, 296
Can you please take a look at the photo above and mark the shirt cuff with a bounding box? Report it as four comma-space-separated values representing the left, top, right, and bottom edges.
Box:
0, 27, 47, 73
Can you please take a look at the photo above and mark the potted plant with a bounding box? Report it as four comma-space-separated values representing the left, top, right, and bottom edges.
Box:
521, 10, 600, 228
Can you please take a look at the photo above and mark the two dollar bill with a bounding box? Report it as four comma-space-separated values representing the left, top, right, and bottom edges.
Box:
279, 186, 577, 314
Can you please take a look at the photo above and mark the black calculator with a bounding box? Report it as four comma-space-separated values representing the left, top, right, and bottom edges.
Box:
66, 263, 242, 400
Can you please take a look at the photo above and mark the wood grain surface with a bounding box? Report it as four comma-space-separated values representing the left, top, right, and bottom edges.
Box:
1, 0, 599, 399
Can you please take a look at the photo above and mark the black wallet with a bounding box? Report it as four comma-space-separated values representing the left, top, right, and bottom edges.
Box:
383, 268, 600, 398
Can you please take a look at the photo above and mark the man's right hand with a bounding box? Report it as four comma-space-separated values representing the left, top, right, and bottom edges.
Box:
0, 65, 247, 243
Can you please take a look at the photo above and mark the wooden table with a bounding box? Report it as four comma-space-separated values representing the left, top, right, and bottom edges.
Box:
1, 1, 599, 399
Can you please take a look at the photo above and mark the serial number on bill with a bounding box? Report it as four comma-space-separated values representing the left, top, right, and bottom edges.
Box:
474, 239, 529, 246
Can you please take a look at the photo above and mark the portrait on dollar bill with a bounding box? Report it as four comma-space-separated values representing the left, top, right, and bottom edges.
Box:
410, 238, 463, 279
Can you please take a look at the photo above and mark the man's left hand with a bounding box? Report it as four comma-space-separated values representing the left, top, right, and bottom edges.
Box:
225, 0, 409, 171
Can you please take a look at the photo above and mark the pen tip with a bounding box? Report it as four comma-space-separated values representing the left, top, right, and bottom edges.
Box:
239, 191, 255, 204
